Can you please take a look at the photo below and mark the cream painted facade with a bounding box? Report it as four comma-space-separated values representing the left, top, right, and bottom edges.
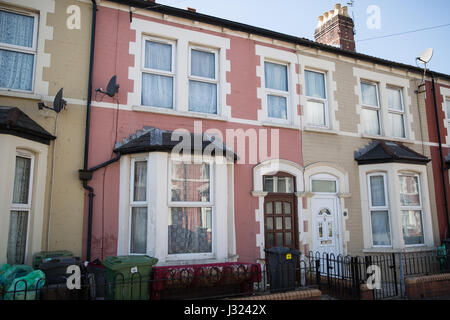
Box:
298, 52, 440, 256
0, 0, 92, 264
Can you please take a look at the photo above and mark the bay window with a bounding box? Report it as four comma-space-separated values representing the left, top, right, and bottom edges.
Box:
7, 152, 33, 264
264, 61, 289, 120
367, 173, 391, 247
169, 160, 213, 255
189, 47, 218, 114
141, 38, 175, 109
399, 174, 424, 245
0, 9, 38, 92
305, 70, 328, 128
129, 158, 148, 254
360, 81, 381, 136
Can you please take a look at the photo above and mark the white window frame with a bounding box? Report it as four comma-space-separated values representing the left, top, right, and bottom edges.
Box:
188, 45, 219, 115
128, 156, 150, 255
264, 59, 290, 124
0, 7, 38, 93
304, 69, 329, 129
387, 86, 407, 139
445, 98, 450, 122
263, 176, 295, 193
360, 81, 382, 136
140, 36, 176, 109
398, 172, 425, 247
9, 150, 34, 264
167, 156, 215, 260
367, 172, 392, 248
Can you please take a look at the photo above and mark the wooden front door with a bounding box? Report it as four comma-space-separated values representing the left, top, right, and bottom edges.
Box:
264, 195, 298, 249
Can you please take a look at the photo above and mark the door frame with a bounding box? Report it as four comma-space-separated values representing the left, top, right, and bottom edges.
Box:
310, 174, 343, 256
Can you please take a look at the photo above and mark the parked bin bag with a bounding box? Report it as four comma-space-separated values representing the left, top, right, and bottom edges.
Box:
0, 265, 33, 289
4, 270, 46, 300
0, 264, 11, 281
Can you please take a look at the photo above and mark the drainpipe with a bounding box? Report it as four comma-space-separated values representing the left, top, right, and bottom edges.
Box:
79, 0, 97, 262
430, 73, 450, 240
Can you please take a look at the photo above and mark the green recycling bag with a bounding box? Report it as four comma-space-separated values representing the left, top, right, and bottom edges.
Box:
0, 264, 33, 289
4, 270, 46, 300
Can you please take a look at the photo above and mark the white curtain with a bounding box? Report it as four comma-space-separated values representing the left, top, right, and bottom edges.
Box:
12, 156, 31, 204
0, 49, 34, 91
267, 95, 287, 119
387, 88, 402, 110
389, 113, 405, 138
0, 10, 35, 91
265, 62, 288, 91
361, 83, 378, 106
144, 40, 172, 71
188, 80, 217, 114
133, 161, 147, 202
7, 211, 28, 265
361, 108, 380, 135
188, 50, 217, 114
130, 207, 147, 254
371, 210, 391, 246
0, 10, 34, 47
307, 101, 326, 126
305, 70, 325, 99
191, 49, 215, 79
141, 73, 173, 109
370, 175, 385, 207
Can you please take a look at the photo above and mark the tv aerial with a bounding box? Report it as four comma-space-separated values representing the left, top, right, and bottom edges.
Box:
38, 88, 67, 113
96, 75, 120, 97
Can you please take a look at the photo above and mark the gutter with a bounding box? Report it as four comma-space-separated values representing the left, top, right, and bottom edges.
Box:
108, 0, 450, 82
79, 0, 123, 262
79, 0, 98, 262
430, 74, 450, 239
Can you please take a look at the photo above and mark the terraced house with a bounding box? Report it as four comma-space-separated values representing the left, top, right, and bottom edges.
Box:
80, 0, 450, 271
0, 0, 92, 265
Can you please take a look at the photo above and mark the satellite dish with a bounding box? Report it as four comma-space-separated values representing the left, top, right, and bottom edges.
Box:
37, 88, 67, 113
417, 48, 433, 64
53, 88, 67, 113
96, 75, 119, 97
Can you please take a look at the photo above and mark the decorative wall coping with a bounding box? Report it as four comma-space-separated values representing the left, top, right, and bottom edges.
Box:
230, 288, 322, 300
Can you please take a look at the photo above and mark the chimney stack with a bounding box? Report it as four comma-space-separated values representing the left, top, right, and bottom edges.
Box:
314, 3, 355, 52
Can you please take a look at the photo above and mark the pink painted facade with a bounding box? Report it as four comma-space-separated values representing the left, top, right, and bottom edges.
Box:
84, 4, 303, 264
424, 80, 450, 241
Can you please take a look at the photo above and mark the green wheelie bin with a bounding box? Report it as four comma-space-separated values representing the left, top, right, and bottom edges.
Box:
102, 255, 158, 300
32, 250, 73, 269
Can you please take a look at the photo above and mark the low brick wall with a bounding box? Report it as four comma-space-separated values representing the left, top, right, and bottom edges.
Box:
230, 289, 322, 300
309, 274, 374, 300
405, 273, 450, 299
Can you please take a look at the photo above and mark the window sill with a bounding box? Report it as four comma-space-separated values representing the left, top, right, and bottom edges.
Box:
0, 89, 41, 101
361, 134, 415, 145
261, 121, 298, 130
363, 246, 435, 254
132, 105, 229, 122
156, 255, 239, 267
303, 126, 338, 135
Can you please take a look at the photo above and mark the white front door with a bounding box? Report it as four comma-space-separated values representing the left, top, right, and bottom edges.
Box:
311, 195, 341, 257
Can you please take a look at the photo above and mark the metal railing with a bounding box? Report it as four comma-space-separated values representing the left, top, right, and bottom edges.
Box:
1, 249, 449, 300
